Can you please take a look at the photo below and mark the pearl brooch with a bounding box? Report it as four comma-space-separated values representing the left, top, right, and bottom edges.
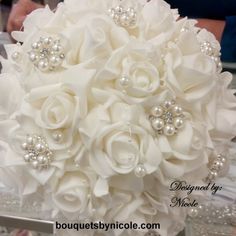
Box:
28, 37, 65, 72
205, 154, 227, 182
200, 41, 222, 72
21, 134, 53, 170
149, 100, 185, 136
108, 5, 137, 28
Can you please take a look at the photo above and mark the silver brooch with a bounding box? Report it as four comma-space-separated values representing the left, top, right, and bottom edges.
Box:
21, 134, 53, 170
205, 154, 227, 182
149, 100, 185, 136
108, 5, 137, 28
28, 37, 65, 72
200, 41, 222, 71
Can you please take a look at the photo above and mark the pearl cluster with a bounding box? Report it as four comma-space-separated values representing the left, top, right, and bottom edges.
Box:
149, 100, 185, 136
28, 37, 65, 72
21, 134, 53, 170
206, 154, 227, 182
200, 41, 222, 71
108, 5, 137, 28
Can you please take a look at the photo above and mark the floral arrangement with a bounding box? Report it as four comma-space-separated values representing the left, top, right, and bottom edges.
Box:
0, 0, 236, 235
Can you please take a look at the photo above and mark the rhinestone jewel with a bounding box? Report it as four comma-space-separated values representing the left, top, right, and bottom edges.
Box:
28, 37, 65, 72
205, 153, 227, 182
200, 41, 222, 71
149, 100, 185, 136
21, 134, 53, 170
108, 5, 137, 28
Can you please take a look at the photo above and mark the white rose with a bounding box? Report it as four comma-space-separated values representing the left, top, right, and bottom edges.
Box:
52, 171, 90, 214
10, 2, 129, 77
96, 41, 161, 103
25, 84, 78, 130
140, 0, 176, 41
79, 102, 162, 177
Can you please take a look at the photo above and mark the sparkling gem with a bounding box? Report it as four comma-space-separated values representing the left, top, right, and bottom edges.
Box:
134, 164, 146, 178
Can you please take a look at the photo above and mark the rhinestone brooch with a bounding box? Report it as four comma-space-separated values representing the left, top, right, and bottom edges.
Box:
21, 134, 53, 170
149, 100, 185, 136
28, 37, 65, 72
200, 41, 222, 71
205, 154, 227, 182
108, 5, 137, 28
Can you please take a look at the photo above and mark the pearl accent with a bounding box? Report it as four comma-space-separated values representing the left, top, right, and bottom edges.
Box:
108, 5, 137, 28
11, 52, 21, 62
52, 130, 63, 143
29, 51, 39, 63
149, 99, 186, 136
164, 100, 173, 109
173, 105, 183, 115
174, 117, 184, 129
21, 142, 28, 150
28, 36, 65, 72
118, 75, 132, 88
134, 164, 146, 178
49, 55, 62, 67
164, 124, 175, 136
188, 208, 199, 218
21, 134, 53, 170
151, 106, 163, 117
151, 118, 165, 131
38, 59, 49, 72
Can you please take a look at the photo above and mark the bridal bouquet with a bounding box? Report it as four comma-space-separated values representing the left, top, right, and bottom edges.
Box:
0, 0, 236, 235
